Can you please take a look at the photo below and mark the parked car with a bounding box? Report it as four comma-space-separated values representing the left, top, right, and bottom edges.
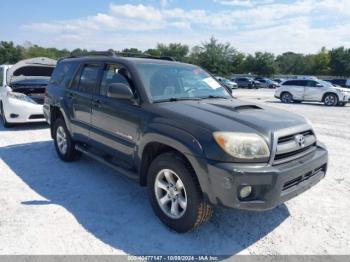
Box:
273, 78, 285, 84
256, 78, 280, 89
215, 76, 238, 89
325, 79, 350, 89
275, 79, 350, 106
45, 54, 328, 232
233, 77, 258, 89
0, 57, 56, 127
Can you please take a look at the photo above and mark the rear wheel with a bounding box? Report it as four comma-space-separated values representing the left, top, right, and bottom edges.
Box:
148, 152, 213, 233
53, 118, 81, 161
0, 103, 13, 128
281, 92, 293, 103
324, 94, 338, 106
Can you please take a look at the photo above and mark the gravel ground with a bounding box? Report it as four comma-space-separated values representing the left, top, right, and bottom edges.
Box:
0, 89, 349, 256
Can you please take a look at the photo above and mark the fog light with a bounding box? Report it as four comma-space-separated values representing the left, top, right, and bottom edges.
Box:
10, 114, 19, 118
239, 186, 252, 199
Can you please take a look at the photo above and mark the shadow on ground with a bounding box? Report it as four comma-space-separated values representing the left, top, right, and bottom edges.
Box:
0, 141, 290, 257
0, 122, 49, 132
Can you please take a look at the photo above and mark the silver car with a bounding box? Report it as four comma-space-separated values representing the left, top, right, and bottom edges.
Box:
275, 79, 350, 106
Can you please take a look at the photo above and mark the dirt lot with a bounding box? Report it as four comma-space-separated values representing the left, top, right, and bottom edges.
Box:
0, 89, 349, 256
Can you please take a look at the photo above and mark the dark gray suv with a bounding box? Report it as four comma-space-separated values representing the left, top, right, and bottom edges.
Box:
44, 53, 328, 232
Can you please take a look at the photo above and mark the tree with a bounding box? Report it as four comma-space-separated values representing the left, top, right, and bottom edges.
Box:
121, 48, 143, 54
156, 43, 189, 61
144, 48, 161, 57
243, 52, 276, 76
0, 41, 23, 64
276, 52, 307, 75
329, 47, 350, 76
194, 37, 244, 76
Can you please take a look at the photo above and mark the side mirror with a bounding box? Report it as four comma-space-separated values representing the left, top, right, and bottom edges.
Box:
107, 83, 134, 100
316, 83, 323, 87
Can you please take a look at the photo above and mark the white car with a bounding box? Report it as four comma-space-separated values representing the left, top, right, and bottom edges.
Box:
0, 57, 56, 127
275, 79, 350, 106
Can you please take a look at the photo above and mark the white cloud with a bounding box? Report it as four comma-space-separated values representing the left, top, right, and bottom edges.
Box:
18, 1, 350, 54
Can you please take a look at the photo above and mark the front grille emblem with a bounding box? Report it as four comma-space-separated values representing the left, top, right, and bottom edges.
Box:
294, 134, 305, 148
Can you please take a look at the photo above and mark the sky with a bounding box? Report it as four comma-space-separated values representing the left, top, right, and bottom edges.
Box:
1, 0, 349, 54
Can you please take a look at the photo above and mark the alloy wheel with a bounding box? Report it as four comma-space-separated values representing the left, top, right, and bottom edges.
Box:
154, 169, 187, 219
56, 126, 68, 154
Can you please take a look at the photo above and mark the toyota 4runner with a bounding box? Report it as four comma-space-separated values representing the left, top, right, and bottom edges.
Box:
44, 53, 328, 232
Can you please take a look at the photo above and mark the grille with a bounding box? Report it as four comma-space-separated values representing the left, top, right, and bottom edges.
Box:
283, 165, 326, 191
273, 129, 317, 165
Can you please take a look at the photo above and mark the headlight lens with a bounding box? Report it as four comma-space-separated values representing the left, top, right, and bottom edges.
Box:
213, 132, 270, 160
7, 92, 35, 104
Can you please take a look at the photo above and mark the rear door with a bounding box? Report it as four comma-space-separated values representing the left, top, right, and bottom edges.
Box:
66, 63, 103, 141
90, 63, 143, 166
282, 80, 305, 100
304, 80, 323, 101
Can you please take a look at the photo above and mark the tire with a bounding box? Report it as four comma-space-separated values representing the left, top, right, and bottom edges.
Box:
0, 103, 13, 128
280, 92, 293, 103
147, 152, 213, 233
324, 94, 338, 106
53, 118, 81, 162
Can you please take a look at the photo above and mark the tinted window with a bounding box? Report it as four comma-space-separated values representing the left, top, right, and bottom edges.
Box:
50, 61, 77, 88
307, 80, 317, 87
78, 64, 101, 93
0, 67, 3, 86
100, 64, 130, 96
283, 80, 307, 86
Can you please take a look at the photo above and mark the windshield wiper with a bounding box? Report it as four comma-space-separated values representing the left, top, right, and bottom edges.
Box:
202, 95, 229, 100
154, 97, 202, 103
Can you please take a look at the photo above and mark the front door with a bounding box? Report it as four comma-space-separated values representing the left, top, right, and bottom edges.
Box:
90, 64, 143, 166
303, 80, 324, 101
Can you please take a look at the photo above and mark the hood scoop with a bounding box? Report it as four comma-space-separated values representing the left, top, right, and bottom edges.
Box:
213, 103, 263, 112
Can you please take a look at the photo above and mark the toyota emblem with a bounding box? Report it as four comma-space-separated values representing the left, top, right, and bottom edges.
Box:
294, 134, 305, 148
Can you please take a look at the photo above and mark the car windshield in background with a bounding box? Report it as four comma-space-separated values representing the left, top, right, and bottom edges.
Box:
134, 63, 231, 102
319, 80, 334, 87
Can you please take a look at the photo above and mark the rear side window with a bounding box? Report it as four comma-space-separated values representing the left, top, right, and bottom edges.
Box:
0, 67, 3, 86
50, 61, 77, 88
283, 80, 306, 86
78, 64, 101, 93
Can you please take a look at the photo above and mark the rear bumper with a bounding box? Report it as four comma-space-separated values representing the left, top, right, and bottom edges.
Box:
196, 143, 328, 210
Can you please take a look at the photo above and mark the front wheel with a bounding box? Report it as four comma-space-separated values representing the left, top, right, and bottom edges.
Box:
324, 94, 338, 106
0, 103, 13, 128
53, 118, 81, 162
148, 152, 213, 233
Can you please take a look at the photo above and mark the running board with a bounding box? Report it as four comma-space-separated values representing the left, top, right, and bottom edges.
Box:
75, 145, 139, 181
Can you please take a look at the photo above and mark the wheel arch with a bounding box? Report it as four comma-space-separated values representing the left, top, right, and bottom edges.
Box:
322, 92, 339, 102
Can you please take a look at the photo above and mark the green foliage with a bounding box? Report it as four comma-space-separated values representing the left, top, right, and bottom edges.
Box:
0, 41, 23, 64
156, 43, 189, 62
243, 52, 276, 76
0, 39, 349, 77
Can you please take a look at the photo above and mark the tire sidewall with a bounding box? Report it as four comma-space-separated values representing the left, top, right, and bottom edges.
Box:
281, 92, 292, 103
324, 94, 338, 106
53, 118, 75, 161
147, 153, 202, 233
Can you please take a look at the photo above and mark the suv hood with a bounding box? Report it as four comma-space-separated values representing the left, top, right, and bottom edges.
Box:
156, 99, 309, 139
333, 86, 350, 92
7, 57, 56, 85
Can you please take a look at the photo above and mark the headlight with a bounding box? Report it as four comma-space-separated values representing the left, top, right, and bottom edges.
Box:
7, 92, 35, 104
213, 132, 270, 160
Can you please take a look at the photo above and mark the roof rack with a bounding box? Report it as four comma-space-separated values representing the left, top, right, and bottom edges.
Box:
62, 50, 176, 62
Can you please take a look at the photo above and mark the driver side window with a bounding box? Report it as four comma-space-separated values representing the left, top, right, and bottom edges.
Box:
100, 64, 131, 97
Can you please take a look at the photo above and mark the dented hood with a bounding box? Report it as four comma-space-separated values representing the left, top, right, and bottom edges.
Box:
7, 57, 56, 85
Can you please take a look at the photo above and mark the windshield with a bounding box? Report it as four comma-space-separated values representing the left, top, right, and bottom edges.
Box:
134, 63, 231, 102
318, 80, 334, 88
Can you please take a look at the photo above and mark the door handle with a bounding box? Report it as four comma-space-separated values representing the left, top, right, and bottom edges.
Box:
92, 99, 102, 108
67, 93, 74, 100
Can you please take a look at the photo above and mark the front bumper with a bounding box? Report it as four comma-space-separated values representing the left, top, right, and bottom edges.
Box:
3, 98, 45, 123
201, 143, 328, 210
